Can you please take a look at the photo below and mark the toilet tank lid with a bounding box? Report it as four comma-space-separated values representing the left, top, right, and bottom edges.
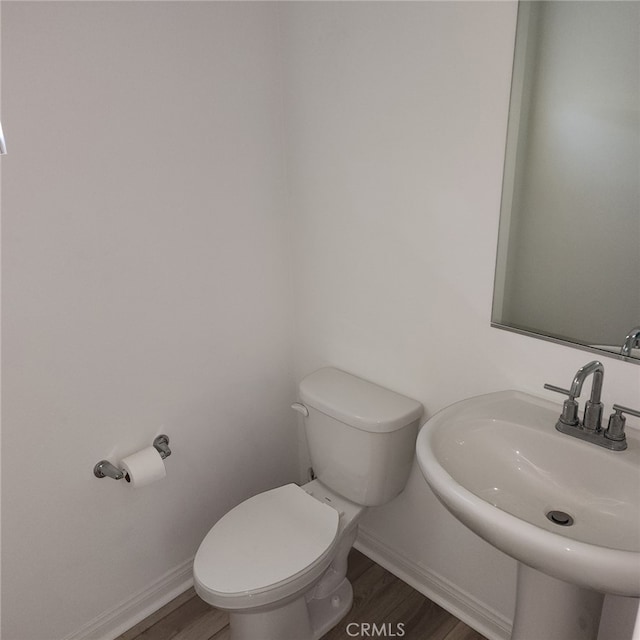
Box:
299, 368, 423, 433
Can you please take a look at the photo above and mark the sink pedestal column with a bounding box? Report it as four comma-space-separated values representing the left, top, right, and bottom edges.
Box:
512, 564, 604, 640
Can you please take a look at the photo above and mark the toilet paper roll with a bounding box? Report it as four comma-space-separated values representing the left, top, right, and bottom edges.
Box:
121, 446, 166, 488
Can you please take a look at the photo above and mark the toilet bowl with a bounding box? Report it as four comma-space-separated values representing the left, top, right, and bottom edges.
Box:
193, 367, 423, 640
194, 480, 363, 640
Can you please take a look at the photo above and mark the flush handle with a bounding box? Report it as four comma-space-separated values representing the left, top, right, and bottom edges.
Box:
291, 402, 309, 417
0, 121, 7, 155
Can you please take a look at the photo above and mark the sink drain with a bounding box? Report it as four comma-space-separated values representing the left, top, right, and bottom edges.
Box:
546, 510, 574, 526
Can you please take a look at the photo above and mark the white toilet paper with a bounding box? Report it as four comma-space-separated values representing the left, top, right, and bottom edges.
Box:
120, 446, 166, 488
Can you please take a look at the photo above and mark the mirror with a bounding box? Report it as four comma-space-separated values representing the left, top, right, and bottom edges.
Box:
492, 1, 639, 363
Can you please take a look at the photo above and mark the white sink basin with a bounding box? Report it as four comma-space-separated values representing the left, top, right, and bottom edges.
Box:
416, 390, 640, 597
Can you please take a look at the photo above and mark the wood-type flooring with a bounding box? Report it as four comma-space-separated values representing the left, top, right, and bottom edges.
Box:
118, 550, 488, 640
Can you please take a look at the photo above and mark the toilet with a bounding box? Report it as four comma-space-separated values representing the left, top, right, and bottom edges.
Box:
193, 367, 423, 640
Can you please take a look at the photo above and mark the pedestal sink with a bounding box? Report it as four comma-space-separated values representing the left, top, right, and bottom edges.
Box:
415, 391, 640, 640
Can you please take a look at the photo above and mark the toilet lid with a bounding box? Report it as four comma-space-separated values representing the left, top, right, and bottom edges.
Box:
194, 484, 340, 596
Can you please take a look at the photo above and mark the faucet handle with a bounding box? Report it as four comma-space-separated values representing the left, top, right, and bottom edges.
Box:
544, 384, 573, 397
604, 404, 638, 448
612, 404, 640, 419
544, 384, 579, 426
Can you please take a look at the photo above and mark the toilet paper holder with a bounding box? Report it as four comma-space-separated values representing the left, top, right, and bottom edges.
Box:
94, 435, 171, 480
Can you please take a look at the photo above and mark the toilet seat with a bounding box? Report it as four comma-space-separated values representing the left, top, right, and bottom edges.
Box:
194, 484, 340, 610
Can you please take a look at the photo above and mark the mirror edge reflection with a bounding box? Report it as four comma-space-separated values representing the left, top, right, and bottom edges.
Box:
490, 321, 640, 366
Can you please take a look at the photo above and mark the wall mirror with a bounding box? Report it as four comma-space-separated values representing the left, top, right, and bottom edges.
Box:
492, 1, 639, 363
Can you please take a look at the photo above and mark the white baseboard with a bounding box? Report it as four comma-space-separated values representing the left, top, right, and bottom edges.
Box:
63, 557, 195, 640
355, 528, 512, 640
64, 532, 511, 640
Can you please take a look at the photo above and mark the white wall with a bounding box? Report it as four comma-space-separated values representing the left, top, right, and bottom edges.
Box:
1, 3, 297, 639
3, 3, 640, 640
281, 2, 640, 638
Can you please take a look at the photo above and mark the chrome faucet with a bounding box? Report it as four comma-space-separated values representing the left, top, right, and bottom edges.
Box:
544, 360, 604, 430
571, 360, 604, 431
544, 361, 635, 451
620, 326, 640, 357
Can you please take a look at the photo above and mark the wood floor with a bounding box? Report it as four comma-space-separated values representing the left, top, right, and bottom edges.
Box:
118, 550, 488, 640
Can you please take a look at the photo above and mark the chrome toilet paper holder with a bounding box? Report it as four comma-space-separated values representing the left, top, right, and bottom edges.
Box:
94, 435, 171, 480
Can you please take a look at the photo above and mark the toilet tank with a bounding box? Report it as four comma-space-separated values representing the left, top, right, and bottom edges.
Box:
298, 368, 423, 507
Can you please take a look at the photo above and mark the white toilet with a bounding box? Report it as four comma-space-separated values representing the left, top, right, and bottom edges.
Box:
193, 367, 423, 640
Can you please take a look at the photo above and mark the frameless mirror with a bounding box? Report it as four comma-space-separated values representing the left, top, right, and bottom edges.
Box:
492, 1, 639, 363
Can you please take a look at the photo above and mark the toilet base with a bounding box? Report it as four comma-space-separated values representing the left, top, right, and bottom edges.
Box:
228, 577, 353, 640
308, 577, 353, 639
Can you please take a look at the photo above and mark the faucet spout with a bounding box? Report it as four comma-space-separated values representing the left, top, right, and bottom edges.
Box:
569, 360, 604, 404
569, 361, 604, 431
